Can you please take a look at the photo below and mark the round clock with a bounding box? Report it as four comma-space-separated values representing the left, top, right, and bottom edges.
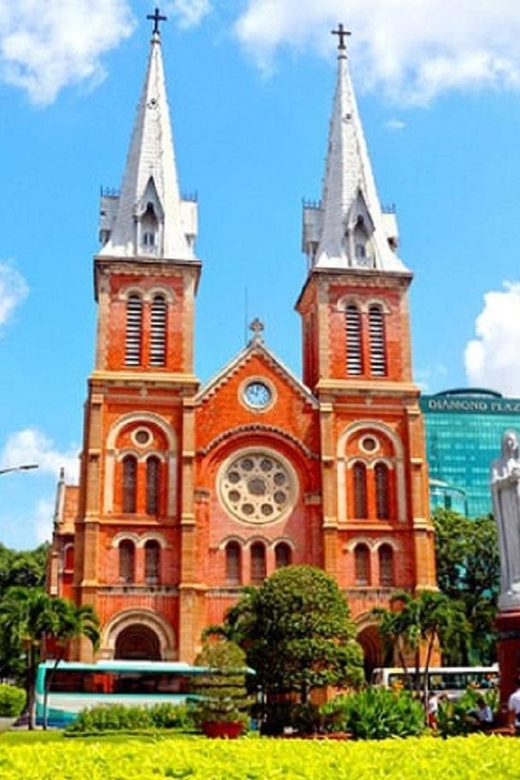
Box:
243, 380, 272, 409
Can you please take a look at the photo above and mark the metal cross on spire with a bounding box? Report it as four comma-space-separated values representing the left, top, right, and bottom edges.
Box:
147, 7, 167, 36
249, 317, 265, 344
331, 23, 351, 53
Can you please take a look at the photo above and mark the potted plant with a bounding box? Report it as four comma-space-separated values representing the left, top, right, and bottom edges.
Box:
193, 637, 252, 738
0, 684, 27, 733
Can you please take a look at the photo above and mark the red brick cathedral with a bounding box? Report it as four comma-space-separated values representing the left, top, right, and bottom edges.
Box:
49, 21, 436, 672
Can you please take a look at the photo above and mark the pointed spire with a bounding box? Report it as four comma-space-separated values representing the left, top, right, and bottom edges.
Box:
100, 15, 197, 261
302, 28, 406, 273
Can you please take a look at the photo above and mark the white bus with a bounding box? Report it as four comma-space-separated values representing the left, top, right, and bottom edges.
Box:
371, 665, 499, 699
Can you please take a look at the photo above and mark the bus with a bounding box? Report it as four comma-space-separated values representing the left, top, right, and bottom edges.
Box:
35, 660, 213, 727
371, 665, 499, 700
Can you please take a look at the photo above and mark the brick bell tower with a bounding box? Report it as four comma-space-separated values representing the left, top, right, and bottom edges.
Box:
72, 16, 201, 661
296, 27, 436, 664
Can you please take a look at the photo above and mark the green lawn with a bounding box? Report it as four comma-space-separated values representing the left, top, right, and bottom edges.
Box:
1, 732, 520, 779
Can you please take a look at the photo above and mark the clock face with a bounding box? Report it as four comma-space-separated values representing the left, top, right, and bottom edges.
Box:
243, 381, 272, 409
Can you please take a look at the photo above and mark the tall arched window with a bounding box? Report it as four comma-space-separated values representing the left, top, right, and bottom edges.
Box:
225, 542, 242, 586
354, 544, 370, 586
150, 294, 167, 367
275, 542, 292, 569
379, 544, 394, 587
375, 462, 390, 520
345, 305, 363, 375
119, 540, 135, 583
145, 540, 161, 584
125, 294, 143, 366
368, 305, 387, 376
63, 544, 74, 572
251, 542, 266, 585
146, 456, 161, 515
353, 462, 368, 518
122, 455, 137, 513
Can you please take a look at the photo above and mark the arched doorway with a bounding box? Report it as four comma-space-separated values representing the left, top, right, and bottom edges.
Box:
356, 624, 385, 682
115, 624, 162, 660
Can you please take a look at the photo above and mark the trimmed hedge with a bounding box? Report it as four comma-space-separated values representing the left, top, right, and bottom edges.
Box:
0, 684, 26, 718
65, 703, 196, 735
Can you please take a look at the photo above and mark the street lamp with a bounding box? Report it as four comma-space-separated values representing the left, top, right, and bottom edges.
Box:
0, 464, 39, 476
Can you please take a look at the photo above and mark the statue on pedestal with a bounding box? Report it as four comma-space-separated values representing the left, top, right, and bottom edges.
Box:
491, 430, 520, 610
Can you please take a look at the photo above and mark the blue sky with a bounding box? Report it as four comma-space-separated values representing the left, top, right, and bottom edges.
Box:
2, 0, 520, 549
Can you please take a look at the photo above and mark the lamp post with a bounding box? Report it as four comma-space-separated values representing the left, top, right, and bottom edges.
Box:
0, 464, 39, 476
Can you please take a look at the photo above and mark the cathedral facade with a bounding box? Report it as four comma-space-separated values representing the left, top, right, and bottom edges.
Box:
48, 23, 436, 671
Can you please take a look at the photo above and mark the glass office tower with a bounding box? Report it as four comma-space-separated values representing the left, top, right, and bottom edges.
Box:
420, 388, 520, 518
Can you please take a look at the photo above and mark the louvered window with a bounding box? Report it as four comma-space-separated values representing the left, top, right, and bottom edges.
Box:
125, 295, 143, 366
251, 542, 266, 585
119, 540, 135, 583
353, 462, 368, 518
226, 542, 241, 586
145, 540, 161, 584
379, 544, 394, 587
146, 456, 160, 515
150, 295, 167, 367
346, 305, 363, 375
354, 544, 370, 586
375, 462, 390, 520
122, 456, 137, 513
275, 542, 292, 568
368, 305, 387, 376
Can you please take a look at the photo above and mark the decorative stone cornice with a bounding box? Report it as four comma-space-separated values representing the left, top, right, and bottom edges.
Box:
198, 423, 320, 460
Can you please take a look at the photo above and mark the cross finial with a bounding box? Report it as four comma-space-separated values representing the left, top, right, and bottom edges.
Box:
147, 7, 167, 36
331, 23, 351, 54
249, 317, 265, 344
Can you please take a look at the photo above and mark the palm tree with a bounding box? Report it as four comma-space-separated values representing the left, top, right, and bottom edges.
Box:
373, 590, 470, 700
0, 588, 99, 729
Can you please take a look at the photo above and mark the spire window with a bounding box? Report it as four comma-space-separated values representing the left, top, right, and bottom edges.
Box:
140, 202, 159, 255
145, 540, 161, 585
368, 305, 387, 376
125, 295, 143, 366
150, 294, 167, 367
225, 542, 242, 586
354, 544, 370, 586
122, 455, 137, 513
375, 462, 390, 520
345, 305, 363, 375
275, 542, 292, 569
119, 540, 135, 583
378, 544, 394, 587
146, 456, 161, 515
251, 542, 266, 585
353, 462, 368, 519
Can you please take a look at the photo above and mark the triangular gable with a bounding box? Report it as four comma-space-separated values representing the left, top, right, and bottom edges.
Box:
196, 341, 318, 408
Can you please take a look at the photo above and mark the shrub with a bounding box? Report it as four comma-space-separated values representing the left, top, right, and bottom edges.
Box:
0, 684, 26, 718
192, 638, 252, 725
437, 686, 499, 738
320, 687, 425, 740
65, 702, 196, 734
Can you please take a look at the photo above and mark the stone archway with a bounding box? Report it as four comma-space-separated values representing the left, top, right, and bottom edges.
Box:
115, 624, 162, 660
356, 624, 386, 682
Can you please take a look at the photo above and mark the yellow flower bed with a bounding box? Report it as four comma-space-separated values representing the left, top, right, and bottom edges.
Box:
0, 734, 519, 779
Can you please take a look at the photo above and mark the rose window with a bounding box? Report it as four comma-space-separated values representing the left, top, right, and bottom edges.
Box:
220, 452, 295, 524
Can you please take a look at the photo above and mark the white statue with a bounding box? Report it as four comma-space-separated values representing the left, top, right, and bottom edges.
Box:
491, 430, 520, 610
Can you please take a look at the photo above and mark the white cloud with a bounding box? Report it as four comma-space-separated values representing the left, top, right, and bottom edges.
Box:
0, 0, 135, 105
34, 497, 55, 544
165, 0, 212, 29
234, 0, 520, 103
384, 119, 406, 131
0, 428, 79, 482
414, 363, 448, 393
0, 260, 28, 329
465, 282, 520, 395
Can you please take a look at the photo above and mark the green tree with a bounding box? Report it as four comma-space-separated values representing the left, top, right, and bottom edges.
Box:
221, 566, 364, 707
0, 588, 99, 728
0, 543, 49, 592
433, 508, 499, 664
373, 590, 470, 698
